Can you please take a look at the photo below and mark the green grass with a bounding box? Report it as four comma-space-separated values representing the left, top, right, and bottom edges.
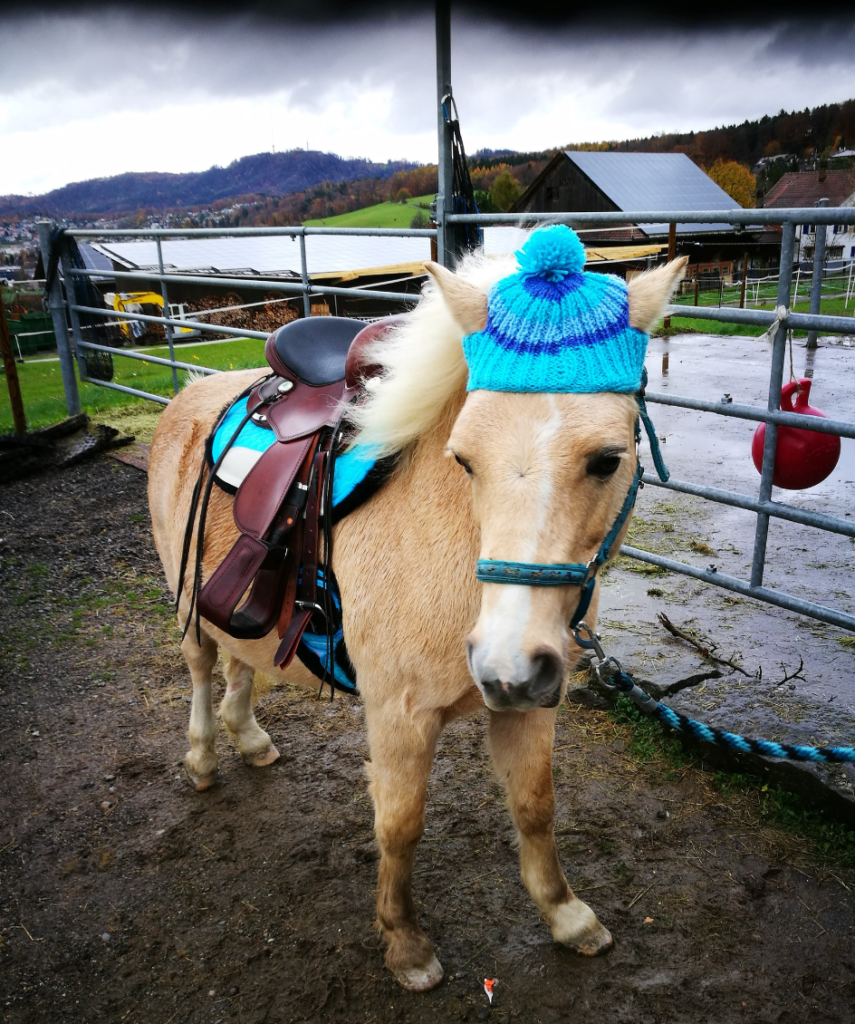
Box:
0, 337, 266, 433
304, 194, 434, 229
669, 290, 855, 337
610, 695, 855, 867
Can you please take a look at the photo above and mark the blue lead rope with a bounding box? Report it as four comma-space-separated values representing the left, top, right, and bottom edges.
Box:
572, 623, 855, 765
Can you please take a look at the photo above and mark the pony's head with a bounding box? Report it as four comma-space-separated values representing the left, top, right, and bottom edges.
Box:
352, 227, 686, 712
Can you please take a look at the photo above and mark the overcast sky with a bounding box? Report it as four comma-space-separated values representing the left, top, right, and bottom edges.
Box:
1, 8, 854, 197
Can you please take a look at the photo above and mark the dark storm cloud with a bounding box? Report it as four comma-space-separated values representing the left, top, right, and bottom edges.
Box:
1, 4, 854, 192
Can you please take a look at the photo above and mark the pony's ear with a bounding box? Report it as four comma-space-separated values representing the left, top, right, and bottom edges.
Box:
424, 261, 488, 334
628, 256, 689, 332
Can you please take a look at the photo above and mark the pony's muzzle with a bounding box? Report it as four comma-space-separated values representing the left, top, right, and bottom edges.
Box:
467, 641, 564, 711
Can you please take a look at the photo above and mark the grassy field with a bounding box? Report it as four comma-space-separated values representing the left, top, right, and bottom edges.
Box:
667, 293, 855, 337
303, 194, 434, 229
0, 337, 266, 435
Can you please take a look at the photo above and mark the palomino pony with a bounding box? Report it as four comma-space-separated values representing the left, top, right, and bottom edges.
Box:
147, 239, 687, 991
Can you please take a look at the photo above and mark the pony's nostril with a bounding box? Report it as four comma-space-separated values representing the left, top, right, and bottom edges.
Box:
529, 648, 564, 699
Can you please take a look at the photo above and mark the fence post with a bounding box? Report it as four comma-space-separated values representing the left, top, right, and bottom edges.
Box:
36, 220, 81, 417
739, 251, 749, 308
663, 222, 676, 333
298, 231, 311, 318
156, 238, 180, 393
0, 289, 27, 433
807, 197, 828, 349
57, 242, 95, 386
750, 221, 795, 588
435, 0, 455, 269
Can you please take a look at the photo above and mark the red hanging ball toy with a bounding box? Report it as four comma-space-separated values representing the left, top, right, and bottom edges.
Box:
752, 379, 841, 490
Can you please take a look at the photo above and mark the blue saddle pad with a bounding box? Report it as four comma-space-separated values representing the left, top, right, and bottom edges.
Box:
209, 394, 394, 694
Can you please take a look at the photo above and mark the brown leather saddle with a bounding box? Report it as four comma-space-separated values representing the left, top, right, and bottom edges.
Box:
178, 315, 400, 674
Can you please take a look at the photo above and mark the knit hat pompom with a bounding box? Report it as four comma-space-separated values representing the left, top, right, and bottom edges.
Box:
515, 225, 586, 283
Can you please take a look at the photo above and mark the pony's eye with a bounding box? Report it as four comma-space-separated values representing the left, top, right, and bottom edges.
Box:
587, 452, 622, 479
454, 453, 473, 475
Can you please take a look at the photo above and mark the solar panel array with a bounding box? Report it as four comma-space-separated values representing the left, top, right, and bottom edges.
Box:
566, 152, 737, 234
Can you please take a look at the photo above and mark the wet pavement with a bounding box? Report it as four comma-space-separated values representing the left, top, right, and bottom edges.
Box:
594, 331, 855, 809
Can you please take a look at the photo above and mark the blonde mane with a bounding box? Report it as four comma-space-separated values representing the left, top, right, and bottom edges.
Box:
348, 248, 516, 456
348, 242, 686, 457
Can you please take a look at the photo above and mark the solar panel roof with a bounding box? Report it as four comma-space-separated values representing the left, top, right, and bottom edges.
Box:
565, 152, 736, 234
92, 234, 432, 277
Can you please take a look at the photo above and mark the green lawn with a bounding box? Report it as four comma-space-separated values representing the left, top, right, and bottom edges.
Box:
304, 194, 434, 229
0, 338, 267, 434
668, 294, 855, 337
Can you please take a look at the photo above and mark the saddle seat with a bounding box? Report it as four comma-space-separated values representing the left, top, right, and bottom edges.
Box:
266, 314, 402, 389
191, 314, 402, 677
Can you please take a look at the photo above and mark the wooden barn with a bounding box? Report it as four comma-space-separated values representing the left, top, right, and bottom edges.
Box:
512, 151, 782, 279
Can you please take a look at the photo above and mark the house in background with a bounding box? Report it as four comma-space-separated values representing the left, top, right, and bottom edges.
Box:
762, 169, 855, 267
512, 151, 781, 281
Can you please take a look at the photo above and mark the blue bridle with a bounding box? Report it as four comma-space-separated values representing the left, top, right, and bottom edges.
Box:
474, 380, 668, 630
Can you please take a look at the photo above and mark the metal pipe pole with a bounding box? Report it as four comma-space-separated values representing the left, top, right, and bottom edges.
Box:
156, 238, 180, 393
739, 251, 748, 308
435, 0, 454, 268
57, 243, 94, 386
36, 221, 81, 416
663, 222, 676, 333
807, 197, 828, 349
0, 289, 26, 433
299, 232, 311, 318
750, 221, 795, 588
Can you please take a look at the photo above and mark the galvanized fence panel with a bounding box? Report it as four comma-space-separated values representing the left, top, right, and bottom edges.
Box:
49, 223, 434, 406
40, 207, 855, 631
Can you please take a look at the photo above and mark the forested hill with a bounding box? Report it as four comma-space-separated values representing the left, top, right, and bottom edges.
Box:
570, 99, 855, 168
0, 150, 417, 219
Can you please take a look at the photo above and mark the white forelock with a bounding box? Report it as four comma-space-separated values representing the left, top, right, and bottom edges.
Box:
347, 248, 517, 456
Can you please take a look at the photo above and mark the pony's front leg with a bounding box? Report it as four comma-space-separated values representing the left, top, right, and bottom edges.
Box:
489, 707, 613, 955
364, 699, 444, 992
182, 629, 220, 790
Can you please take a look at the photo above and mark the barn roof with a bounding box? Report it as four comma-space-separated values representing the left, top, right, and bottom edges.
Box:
763, 170, 855, 209
564, 152, 736, 234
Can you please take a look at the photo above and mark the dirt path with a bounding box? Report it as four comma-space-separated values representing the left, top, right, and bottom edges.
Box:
1, 457, 854, 1024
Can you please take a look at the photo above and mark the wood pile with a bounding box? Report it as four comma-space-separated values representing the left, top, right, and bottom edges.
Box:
183, 293, 300, 337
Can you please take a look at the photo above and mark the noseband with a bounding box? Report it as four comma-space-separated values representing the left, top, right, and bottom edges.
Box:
475, 380, 668, 630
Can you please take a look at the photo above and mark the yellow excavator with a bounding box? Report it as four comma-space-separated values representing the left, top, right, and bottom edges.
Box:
105, 292, 199, 344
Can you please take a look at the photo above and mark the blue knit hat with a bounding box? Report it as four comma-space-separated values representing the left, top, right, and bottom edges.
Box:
463, 225, 647, 394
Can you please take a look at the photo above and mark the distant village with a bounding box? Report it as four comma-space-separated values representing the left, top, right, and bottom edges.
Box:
2, 142, 854, 295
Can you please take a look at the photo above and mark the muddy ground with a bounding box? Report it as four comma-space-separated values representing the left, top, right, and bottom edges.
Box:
2, 456, 855, 1024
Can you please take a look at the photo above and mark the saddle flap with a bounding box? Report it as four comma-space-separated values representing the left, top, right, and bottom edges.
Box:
233, 435, 314, 539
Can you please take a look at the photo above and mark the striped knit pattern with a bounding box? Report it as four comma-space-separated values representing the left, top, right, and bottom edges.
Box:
463, 225, 649, 394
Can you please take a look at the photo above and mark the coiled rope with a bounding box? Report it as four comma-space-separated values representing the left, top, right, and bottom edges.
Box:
573, 623, 855, 764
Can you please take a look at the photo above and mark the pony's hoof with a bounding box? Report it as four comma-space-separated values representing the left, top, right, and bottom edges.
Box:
392, 954, 444, 992
243, 743, 280, 768
572, 923, 613, 957
550, 898, 613, 956
185, 767, 218, 792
